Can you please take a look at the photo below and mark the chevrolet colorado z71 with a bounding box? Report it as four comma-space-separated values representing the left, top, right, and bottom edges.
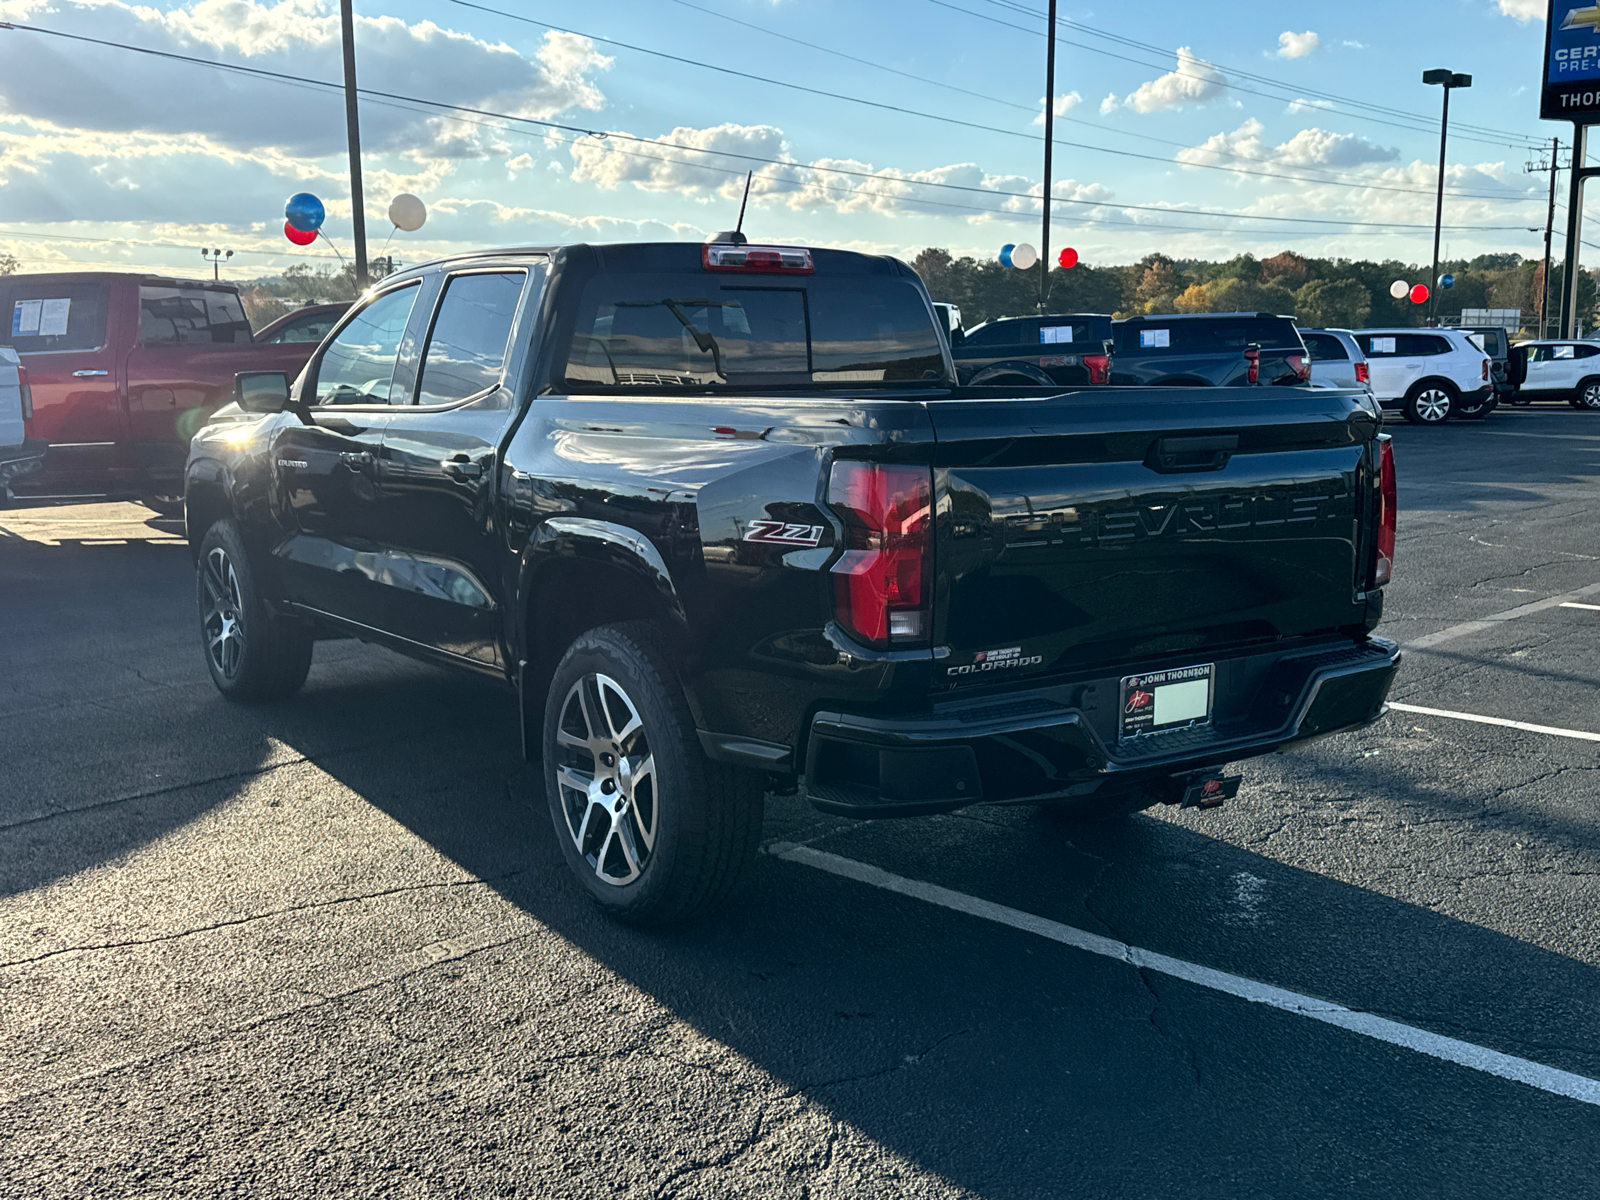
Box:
185, 241, 1400, 924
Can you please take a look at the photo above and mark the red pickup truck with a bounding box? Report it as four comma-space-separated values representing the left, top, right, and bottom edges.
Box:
3, 272, 323, 514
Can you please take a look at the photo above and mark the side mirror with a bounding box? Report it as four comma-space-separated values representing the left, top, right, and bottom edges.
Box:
235, 371, 292, 413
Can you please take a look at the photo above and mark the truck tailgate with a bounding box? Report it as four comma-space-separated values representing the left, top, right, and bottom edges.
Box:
927, 389, 1377, 684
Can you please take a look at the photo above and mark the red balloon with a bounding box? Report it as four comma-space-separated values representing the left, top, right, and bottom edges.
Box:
284, 220, 317, 247
1409, 283, 1429, 304
1058, 247, 1079, 269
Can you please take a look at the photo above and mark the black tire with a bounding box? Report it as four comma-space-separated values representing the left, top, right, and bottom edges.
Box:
542, 621, 764, 925
142, 493, 185, 519
195, 518, 313, 702
1577, 378, 1600, 410
1401, 380, 1456, 425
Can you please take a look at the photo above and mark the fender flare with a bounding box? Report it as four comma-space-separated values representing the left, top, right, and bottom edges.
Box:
969, 362, 1054, 386
516, 516, 692, 759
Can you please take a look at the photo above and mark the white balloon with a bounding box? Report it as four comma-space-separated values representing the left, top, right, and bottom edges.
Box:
388, 193, 427, 232
1010, 242, 1039, 270
1389, 280, 1409, 300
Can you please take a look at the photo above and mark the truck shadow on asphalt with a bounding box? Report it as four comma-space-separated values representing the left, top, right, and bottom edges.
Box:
268, 665, 1600, 1197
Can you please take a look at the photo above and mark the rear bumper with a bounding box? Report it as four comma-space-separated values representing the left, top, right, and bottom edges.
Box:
0, 438, 47, 488
804, 636, 1401, 817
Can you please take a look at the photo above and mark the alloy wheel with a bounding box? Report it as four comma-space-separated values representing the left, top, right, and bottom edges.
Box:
554, 672, 658, 886
1414, 388, 1452, 422
1583, 383, 1600, 410
201, 547, 245, 679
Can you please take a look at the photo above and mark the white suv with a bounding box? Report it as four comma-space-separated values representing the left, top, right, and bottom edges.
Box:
1354, 328, 1494, 425
1510, 340, 1600, 409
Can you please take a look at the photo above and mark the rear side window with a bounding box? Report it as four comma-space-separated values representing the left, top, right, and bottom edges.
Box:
1302, 333, 1348, 361
1401, 334, 1451, 356
961, 321, 1030, 348
1115, 317, 1299, 354
562, 273, 943, 388
415, 271, 526, 406
139, 286, 252, 345
0, 281, 109, 353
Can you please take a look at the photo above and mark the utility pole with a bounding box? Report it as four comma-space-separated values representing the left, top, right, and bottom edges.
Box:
1039, 0, 1057, 314
340, 0, 368, 288
1423, 69, 1471, 327
1529, 137, 1562, 338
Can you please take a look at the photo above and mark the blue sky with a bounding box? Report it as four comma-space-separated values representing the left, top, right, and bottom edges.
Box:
0, 0, 1565, 279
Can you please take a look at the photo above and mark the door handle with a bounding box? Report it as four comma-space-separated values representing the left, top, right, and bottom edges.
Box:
72, 369, 109, 377
443, 455, 484, 480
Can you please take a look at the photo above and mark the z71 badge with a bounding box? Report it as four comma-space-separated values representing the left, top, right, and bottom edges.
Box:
744, 520, 824, 547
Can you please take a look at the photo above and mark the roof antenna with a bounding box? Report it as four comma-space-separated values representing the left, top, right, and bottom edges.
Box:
706, 171, 753, 245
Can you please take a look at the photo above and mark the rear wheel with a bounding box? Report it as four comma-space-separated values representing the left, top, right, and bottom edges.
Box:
1577, 378, 1600, 410
1402, 381, 1455, 425
543, 621, 764, 925
141, 493, 185, 519
196, 518, 313, 702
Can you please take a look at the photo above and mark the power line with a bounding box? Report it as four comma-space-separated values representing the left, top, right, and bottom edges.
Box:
656, 0, 1536, 202
931, 0, 1545, 152
451, 0, 1535, 204
0, 20, 1544, 238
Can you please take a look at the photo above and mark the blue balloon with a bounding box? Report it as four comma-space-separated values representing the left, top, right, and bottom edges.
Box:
1439, 273, 1456, 289
999, 243, 1015, 268
285, 193, 325, 233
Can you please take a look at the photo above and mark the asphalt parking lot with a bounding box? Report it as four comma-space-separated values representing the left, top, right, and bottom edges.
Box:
5, 406, 1600, 1198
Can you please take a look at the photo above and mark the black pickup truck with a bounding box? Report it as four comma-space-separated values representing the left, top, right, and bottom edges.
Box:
1113, 312, 1311, 388
185, 240, 1400, 924
949, 313, 1112, 387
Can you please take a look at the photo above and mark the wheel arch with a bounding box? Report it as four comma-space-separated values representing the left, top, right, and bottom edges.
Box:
183, 457, 233, 562
1406, 375, 1460, 398
517, 518, 691, 760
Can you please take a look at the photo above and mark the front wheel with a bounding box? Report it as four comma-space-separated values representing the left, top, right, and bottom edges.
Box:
1402, 382, 1455, 425
196, 518, 314, 702
543, 622, 764, 925
141, 493, 185, 519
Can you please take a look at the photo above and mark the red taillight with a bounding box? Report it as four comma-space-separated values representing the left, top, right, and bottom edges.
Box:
16, 365, 31, 423
1083, 353, 1110, 384
1482, 357, 1490, 381
703, 243, 814, 274
1287, 353, 1310, 383
1245, 348, 1260, 385
1373, 436, 1396, 587
828, 461, 932, 647
1355, 361, 1370, 384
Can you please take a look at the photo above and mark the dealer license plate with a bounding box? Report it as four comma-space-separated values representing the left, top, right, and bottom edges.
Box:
1119, 663, 1214, 741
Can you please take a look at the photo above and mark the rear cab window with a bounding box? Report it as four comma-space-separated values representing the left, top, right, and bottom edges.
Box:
0, 281, 110, 354
1115, 317, 1301, 355
560, 264, 946, 390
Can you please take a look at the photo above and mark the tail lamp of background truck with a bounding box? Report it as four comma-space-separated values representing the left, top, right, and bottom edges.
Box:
828, 461, 933, 648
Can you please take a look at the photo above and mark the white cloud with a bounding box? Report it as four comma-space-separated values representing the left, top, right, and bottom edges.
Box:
1178, 119, 1398, 173
1495, 0, 1543, 18
1033, 91, 1083, 125
1115, 48, 1228, 113
1276, 31, 1320, 58
1099, 92, 1120, 115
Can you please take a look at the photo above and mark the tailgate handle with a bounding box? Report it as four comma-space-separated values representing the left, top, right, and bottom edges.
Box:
1147, 434, 1237, 474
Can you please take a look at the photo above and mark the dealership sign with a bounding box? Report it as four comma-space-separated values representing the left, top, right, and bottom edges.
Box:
1544, 2, 1600, 119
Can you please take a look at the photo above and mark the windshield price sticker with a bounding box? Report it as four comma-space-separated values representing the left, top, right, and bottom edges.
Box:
1120, 663, 1214, 741
1370, 336, 1396, 354
11, 298, 71, 338
1040, 325, 1075, 344
1140, 329, 1170, 349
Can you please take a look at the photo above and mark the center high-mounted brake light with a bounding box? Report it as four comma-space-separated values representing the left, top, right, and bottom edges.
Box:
1244, 347, 1260, 385
1373, 436, 1396, 587
828, 461, 932, 648
1082, 353, 1111, 385
703, 244, 814, 274
1355, 361, 1370, 384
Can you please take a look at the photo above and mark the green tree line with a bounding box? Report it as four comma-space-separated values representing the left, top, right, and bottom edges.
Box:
911, 247, 1595, 335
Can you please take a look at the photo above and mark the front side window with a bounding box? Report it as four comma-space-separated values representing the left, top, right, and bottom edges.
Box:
139, 286, 252, 345
0, 281, 109, 353
415, 272, 526, 406
313, 284, 419, 405
265, 312, 342, 345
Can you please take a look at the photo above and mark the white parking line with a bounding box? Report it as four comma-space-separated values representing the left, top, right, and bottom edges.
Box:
1386, 701, 1600, 743
1561, 602, 1600, 612
772, 844, 1600, 1108
1408, 582, 1600, 649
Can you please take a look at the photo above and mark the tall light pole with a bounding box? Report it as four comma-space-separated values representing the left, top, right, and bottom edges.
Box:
1422, 69, 1470, 326
340, 0, 368, 287
1039, 0, 1057, 314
